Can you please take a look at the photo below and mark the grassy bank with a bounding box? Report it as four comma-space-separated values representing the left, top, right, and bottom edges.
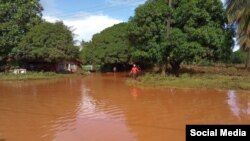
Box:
128, 73, 250, 90
0, 72, 65, 81
127, 65, 250, 90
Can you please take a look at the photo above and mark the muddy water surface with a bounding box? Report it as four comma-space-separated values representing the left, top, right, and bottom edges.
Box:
0, 73, 249, 141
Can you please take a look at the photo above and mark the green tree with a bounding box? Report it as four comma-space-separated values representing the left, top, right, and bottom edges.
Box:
80, 40, 88, 48
0, 0, 43, 66
128, 0, 170, 72
80, 42, 99, 65
129, 0, 233, 75
167, 28, 204, 75
231, 50, 247, 64
80, 23, 131, 71
13, 22, 79, 63
226, 0, 250, 69
174, 0, 234, 63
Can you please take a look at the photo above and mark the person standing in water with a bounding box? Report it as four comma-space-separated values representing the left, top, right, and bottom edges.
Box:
130, 64, 139, 79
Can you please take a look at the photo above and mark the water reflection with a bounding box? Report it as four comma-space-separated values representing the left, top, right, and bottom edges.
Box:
130, 86, 139, 100
52, 77, 136, 141
227, 90, 250, 118
1, 74, 250, 141
78, 84, 109, 120
0, 78, 81, 141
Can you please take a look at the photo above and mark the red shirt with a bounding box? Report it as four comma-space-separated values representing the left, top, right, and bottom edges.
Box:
131, 66, 139, 74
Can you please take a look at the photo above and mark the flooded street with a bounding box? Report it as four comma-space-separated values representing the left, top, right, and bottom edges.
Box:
0, 73, 250, 141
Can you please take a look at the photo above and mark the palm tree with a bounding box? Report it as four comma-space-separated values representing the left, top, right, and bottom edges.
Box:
226, 0, 250, 69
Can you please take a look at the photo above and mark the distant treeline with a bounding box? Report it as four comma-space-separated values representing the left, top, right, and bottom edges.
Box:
1, 0, 249, 75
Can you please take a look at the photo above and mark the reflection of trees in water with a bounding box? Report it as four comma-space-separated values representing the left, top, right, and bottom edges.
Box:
83, 74, 248, 141
79, 75, 131, 122
227, 90, 250, 118
77, 84, 112, 120
82, 75, 227, 141
17, 74, 246, 141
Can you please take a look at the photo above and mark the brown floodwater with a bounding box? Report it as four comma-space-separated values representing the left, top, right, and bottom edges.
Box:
0, 73, 249, 141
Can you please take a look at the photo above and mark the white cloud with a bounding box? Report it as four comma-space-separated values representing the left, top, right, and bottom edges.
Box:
43, 14, 123, 44
64, 15, 122, 43
43, 16, 60, 23
41, 0, 123, 45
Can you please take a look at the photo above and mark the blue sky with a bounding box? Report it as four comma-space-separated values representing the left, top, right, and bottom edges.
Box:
40, 0, 147, 44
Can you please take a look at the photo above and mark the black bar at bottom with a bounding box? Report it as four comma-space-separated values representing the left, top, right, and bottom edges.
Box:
186, 125, 250, 141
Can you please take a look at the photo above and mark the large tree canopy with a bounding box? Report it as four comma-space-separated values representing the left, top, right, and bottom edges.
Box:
13, 22, 79, 63
174, 0, 233, 62
129, 0, 234, 75
0, 0, 43, 63
81, 23, 131, 68
128, 0, 170, 65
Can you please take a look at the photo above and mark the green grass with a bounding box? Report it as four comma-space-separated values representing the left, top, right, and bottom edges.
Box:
0, 72, 65, 81
127, 73, 250, 90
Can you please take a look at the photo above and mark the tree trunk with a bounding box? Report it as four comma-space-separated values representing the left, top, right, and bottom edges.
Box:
170, 61, 180, 77
245, 48, 250, 70
161, 63, 167, 76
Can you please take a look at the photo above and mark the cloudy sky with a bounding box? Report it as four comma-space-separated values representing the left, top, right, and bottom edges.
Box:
40, 0, 235, 49
40, 0, 147, 44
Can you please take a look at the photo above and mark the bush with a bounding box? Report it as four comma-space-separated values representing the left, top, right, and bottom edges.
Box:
231, 50, 247, 64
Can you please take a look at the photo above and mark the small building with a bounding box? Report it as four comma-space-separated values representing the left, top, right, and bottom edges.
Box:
25, 62, 55, 72
56, 60, 81, 73
82, 64, 101, 72
24, 60, 81, 73
13, 69, 27, 74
